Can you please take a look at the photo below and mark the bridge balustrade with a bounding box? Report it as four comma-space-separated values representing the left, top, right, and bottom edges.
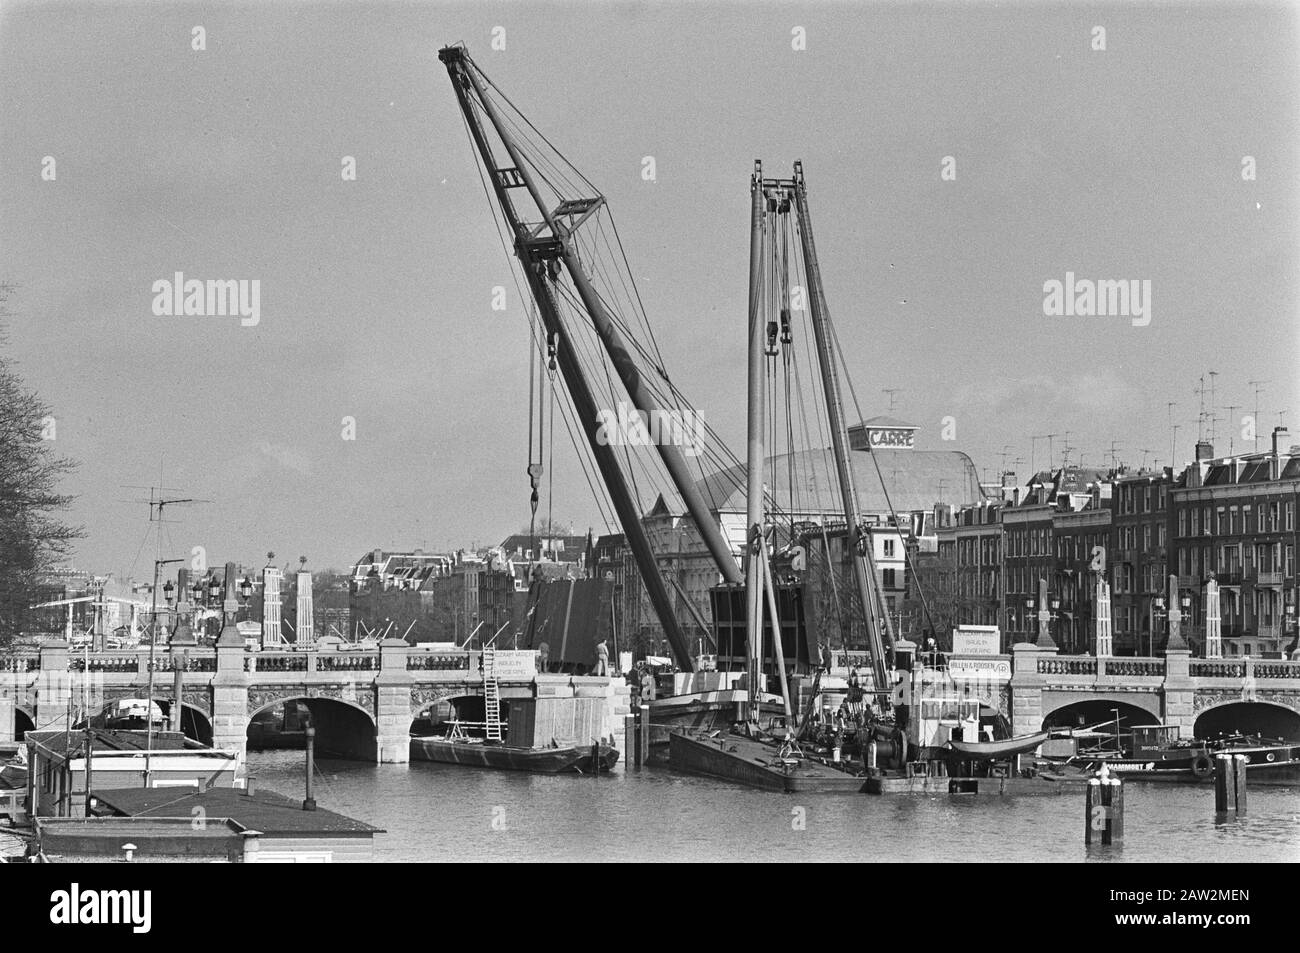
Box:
247, 654, 309, 673
1190, 660, 1246, 679
407, 653, 471, 671
1254, 661, 1300, 679
1103, 658, 1165, 677
148, 654, 217, 673
316, 653, 378, 672
1, 655, 39, 673
1036, 657, 1098, 676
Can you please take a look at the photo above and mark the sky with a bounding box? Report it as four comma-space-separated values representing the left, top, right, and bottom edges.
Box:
0, 0, 1297, 580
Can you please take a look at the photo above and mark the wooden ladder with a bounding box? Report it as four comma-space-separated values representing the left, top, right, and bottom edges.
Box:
482, 647, 502, 741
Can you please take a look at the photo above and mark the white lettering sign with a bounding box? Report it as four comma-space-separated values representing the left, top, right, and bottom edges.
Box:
952, 626, 1000, 656
948, 658, 1011, 682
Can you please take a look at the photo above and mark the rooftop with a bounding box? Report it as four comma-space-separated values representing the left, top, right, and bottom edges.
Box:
26, 729, 204, 757
91, 786, 384, 836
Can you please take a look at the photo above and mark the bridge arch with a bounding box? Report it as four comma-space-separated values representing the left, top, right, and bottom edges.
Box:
1040, 695, 1162, 732
1193, 701, 1300, 743
411, 693, 489, 736
156, 701, 213, 746
247, 696, 377, 761
14, 706, 34, 741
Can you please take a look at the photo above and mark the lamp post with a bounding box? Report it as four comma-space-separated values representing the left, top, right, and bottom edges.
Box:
145, 558, 183, 789
1152, 596, 1165, 657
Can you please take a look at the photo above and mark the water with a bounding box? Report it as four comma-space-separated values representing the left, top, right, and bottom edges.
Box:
247, 752, 1300, 862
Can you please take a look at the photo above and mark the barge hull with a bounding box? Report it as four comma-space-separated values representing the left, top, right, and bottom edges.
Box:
411, 738, 618, 774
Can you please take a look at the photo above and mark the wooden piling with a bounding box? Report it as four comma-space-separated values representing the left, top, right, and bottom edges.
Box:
639, 705, 650, 765
1214, 754, 1248, 814
1085, 776, 1124, 845
624, 714, 637, 767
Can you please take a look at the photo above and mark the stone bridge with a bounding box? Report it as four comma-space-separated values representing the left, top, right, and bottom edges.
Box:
0, 640, 630, 763
1000, 643, 1300, 738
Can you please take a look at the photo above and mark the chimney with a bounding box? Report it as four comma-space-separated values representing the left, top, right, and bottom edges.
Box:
1195, 440, 1214, 462
1271, 427, 1289, 480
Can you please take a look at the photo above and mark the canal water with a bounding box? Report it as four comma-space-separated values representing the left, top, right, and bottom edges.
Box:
247, 752, 1300, 862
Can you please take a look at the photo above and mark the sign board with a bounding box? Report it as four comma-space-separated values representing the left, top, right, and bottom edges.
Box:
849, 423, 917, 452
948, 657, 1012, 682
952, 626, 1000, 656
488, 649, 538, 680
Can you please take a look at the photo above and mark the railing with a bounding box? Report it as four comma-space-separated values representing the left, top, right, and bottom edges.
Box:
1190, 660, 1246, 678
0, 656, 38, 673
69, 654, 139, 673
1038, 657, 1098, 676
247, 654, 308, 673
1104, 658, 1164, 677
407, 653, 471, 671
316, 653, 377, 672
148, 654, 216, 673
1254, 661, 1300, 679
1255, 571, 1284, 586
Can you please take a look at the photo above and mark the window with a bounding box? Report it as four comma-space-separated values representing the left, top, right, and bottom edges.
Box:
1288, 502, 1295, 532
883, 538, 895, 558
1203, 507, 1212, 536
1287, 545, 1295, 578
1178, 510, 1187, 537
1191, 510, 1199, 535
883, 568, 897, 589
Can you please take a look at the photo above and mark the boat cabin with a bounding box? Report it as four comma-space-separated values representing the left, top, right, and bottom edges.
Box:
1130, 724, 1181, 756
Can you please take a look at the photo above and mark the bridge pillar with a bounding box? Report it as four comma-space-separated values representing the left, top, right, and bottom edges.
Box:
1162, 648, 1194, 735
36, 641, 73, 735
374, 639, 412, 764
1009, 642, 1047, 735
211, 635, 250, 758
0, 693, 13, 743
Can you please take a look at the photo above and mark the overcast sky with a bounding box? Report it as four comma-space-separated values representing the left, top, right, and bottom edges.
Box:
1, 0, 1296, 578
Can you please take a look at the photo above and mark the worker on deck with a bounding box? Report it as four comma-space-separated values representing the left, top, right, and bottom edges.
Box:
844, 668, 865, 721
639, 665, 656, 703
594, 638, 609, 676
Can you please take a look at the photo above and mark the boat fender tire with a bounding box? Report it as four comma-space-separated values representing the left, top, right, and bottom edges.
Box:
1190, 754, 1213, 779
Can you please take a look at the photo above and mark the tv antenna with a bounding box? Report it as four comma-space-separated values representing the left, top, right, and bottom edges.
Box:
1248, 380, 1268, 451
1224, 404, 1241, 455
882, 388, 903, 414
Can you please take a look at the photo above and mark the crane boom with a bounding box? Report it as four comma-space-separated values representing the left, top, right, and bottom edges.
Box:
439, 45, 704, 667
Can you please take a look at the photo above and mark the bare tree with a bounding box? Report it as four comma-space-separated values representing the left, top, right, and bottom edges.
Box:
0, 284, 82, 643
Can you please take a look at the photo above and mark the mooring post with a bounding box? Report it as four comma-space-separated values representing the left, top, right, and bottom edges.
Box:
624, 713, 636, 768
639, 705, 650, 765
1085, 773, 1124, 846
1214, 753, 1248, 814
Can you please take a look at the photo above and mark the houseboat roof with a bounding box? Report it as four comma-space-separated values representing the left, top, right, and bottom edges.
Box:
91, 787, 385, 836
26, 729, 202, 756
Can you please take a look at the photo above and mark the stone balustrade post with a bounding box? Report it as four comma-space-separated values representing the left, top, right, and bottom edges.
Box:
1162, 648, 1194, 735
374, 639, 412, 764
36, 640, 72, 735
1009, 642, 1045, 736
211, 630, 250, 758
